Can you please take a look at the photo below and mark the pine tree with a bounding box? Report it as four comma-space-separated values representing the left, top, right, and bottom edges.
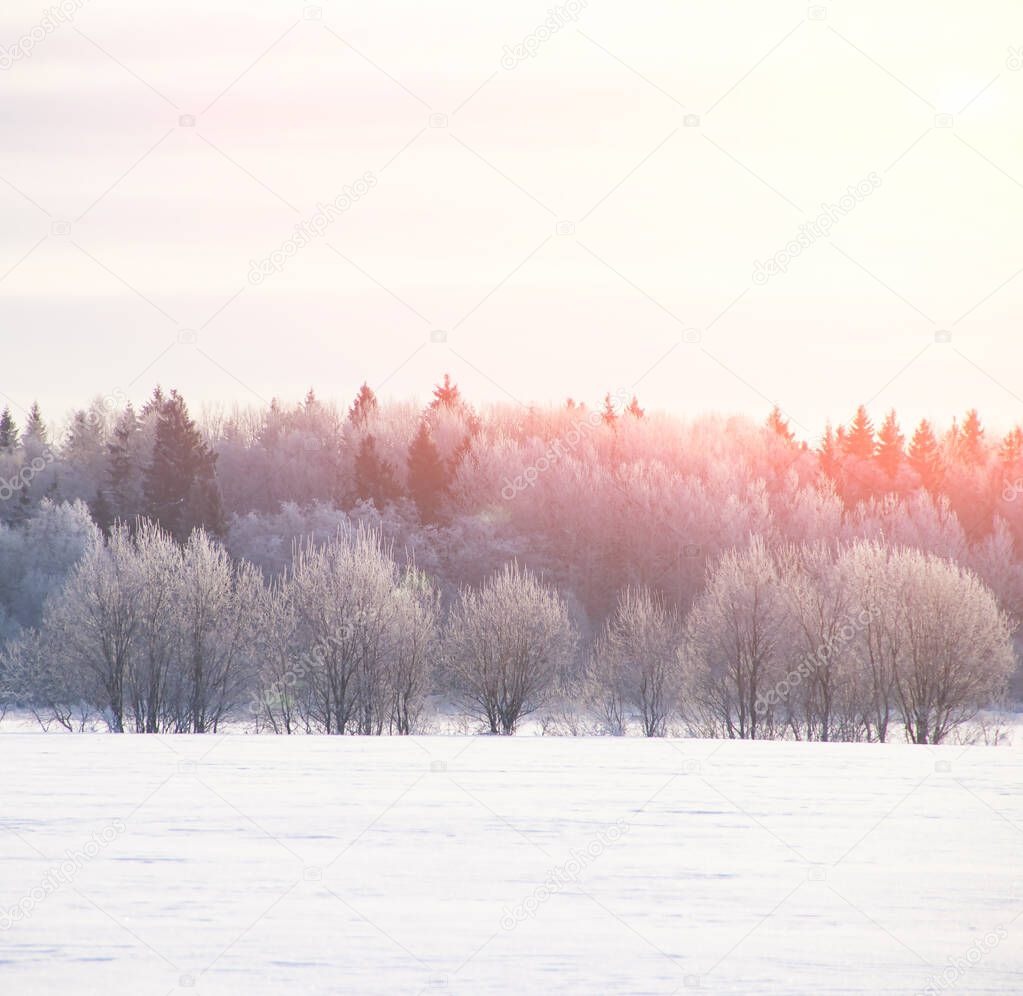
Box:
961, 409, 984, 465
347, 383, 379, 428
258, 398, 284, 449
187, 468, 227, 538
0, 407, 18, 452
766, 405, 794, 444
601, 393, 618, 427
843, 405, 875, 460
819, 422, 839, 479
908, 419, 942, 488
143, 390, 224, 540
140, 386, 165, 418
13, 482, 31, 524
875, 410, 904, 478
407, 421, 448, 523
943, 416, 962, 463
429, 373, 462, 412
106, 405, 140, 523
999, 426, 1023, 466
64, 409, 103, 465
90, 488, 114, 534
354, 434, 398, 506
448, 432, 476, 479
22, 402, 47, 457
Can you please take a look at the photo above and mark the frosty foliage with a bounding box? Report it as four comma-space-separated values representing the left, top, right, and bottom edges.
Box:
0, 386, 1020, 739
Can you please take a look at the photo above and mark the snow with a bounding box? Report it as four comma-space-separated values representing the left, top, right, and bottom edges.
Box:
1, 735, 1021, 994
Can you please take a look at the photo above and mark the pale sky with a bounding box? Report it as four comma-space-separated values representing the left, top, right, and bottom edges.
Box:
3, 0, 1023, 439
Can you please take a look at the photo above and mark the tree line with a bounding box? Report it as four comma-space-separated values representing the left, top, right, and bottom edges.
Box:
0, 518, 1014, 742
0, 379, 1021, 739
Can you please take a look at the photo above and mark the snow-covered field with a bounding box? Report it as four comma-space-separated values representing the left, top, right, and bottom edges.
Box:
1, 735, 1021, 995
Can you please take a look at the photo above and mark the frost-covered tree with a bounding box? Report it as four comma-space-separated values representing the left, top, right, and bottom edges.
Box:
144, 390, 225, 540
446, 563, 576, 734
840, 541, 902, 741
13, 521, 261, 733
775, 543, 860, 742
589, 585, 683, 736
387, 568, 439, 734
346, 382, 379, 428
888, 549, 1013, 744
685, 538, 788, 739
0, 499, 101, 639
43, 525, 142, 732
287, 526, 404, 735
0, 407, 18, 453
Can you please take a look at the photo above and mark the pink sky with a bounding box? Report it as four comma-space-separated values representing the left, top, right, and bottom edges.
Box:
2, 0, 1023, 438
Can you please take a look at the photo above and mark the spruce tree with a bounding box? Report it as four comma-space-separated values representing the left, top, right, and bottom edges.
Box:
766, 405, 794, 443
429, 373, 461, 412
819, 422, 839, 479
625, 396, 645, 419
999, 427, 1023, 467
0, 407, 18, 452
140, 385, 166, 418
875, 410, 904, 478
354, 434, 398, 506
601, 393, 618, 427
144, 390, 224, 540
90, 488, 114, 534
961, 409, 984, 465
407, 421, 447, 523
22, 401, 47, 458
843, 405, 875, 459
943, 417, 962, 463
908, 419, 942, 488
347, 383, 379, 428
106, 404, 140, 523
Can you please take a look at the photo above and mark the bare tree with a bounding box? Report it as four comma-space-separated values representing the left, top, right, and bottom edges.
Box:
289, 526, 403, 735
173, 530, 262, 733
685, 538, 787, 739
0, 627, 96, 731
44, 526, 142, 732
776, 543, 861, 742
446, 563, 576, 734
128, 521, 180, 733
387, 568, 438, 734
840, 541, 901, 742
251, 577, 308, 734
889, 548, 1014, 744
589, 585, 682, 736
